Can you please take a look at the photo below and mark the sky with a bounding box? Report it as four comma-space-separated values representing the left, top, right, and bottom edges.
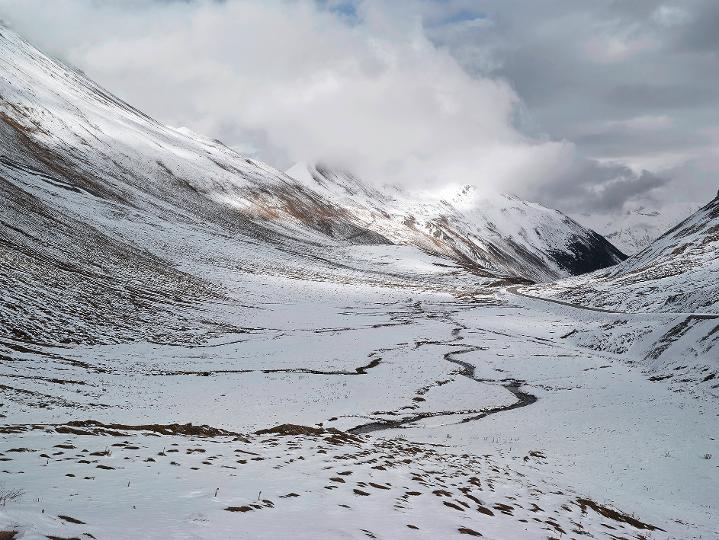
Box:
0, 0, 717, 220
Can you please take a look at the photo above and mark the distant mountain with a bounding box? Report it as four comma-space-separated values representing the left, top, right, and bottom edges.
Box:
572, 203, 701, 255
533, 192, 719, 313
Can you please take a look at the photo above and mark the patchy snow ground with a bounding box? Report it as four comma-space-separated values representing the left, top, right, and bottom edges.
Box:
1, 279, 717, 539
0, 426, 666, 540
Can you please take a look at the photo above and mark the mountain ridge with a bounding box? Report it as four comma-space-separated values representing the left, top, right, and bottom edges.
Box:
285, 162, 626, 282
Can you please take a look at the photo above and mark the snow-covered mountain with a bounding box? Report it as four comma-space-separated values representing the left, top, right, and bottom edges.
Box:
286, 163, 626, 282
0, 24, 625, 346
571, 203, 701, 255
531, 191, 719, 313
2, 24, 719, 540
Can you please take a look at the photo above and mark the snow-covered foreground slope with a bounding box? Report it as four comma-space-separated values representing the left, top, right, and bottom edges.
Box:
0, 424, 670, 540
1, 24, 718, 540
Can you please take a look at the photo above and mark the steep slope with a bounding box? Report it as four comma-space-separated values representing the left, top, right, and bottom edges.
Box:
519, 193, 718, 393
524, 195, 719, 396
0, 25, 474, 344
287, 163, 626, 282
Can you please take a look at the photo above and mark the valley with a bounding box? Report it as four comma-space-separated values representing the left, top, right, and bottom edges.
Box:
0, 23, 717, 540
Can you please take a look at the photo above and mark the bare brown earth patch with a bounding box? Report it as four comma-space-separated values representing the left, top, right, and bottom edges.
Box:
0, 420, 243, 438
255, 424, 361, 445
57, 515, 85, 525
575, 498, 664, 531
225, 506, 253, 513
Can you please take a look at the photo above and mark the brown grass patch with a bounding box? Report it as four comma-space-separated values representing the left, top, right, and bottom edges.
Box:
575, 498, 664, 531
57, 515, 85, 524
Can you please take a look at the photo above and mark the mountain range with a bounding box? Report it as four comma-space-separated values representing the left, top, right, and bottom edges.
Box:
0, 24, 628, 344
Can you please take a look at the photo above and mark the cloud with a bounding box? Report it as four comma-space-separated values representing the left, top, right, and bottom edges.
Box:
426, 0, 719, 214
520, 158, 669, 214
0, 0, 716, 218
604, 84, 717, 110
652, 5, 691, 28
0, 0, 573, 194
675, 0, 719, 52
588, 170, 670, 212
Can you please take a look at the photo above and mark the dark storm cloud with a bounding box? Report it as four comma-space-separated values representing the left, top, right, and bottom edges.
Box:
590, 170, 670, 212
526, 160, 670, 213
604, 84, 717, 110
676, 0, 719, 53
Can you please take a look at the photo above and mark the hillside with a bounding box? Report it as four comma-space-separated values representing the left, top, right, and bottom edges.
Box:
528, 192, 719, 313
572, 203, 701, 255
287, 163, 625, 283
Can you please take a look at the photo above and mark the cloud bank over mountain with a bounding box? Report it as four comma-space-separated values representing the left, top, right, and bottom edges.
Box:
1, 0, 715, 217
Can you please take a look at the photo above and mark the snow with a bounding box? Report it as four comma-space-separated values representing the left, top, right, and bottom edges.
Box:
285, 163, 625, 282
572, 202, 701, 255
1, 426, 666, 540
2, 289, 717, 538
528, 193, 719, 315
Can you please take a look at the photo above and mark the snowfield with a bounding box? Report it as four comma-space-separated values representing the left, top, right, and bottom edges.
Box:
0, 24, 717, 540
1, 281, 717, 539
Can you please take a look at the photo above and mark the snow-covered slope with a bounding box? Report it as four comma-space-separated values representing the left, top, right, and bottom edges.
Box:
529, 191, 719, 314
287, 163, 625, 282
572, 203, 701, 255
0, 22, 623, 323
518, 193, 719, 394
0, 24, 471, 345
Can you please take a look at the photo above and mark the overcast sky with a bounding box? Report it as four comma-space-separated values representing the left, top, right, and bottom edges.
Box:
0, 0, 717, 217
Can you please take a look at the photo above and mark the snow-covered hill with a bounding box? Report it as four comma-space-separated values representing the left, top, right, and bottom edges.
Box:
0, 23, 627, 347
529, 191, 719, 314
0, 22, 623, 321
518, 193, 718, 395
287, 163, 625, 283
572, 203, 701, 255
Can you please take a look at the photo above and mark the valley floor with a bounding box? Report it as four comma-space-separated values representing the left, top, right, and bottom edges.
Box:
0, 278, 717, 539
